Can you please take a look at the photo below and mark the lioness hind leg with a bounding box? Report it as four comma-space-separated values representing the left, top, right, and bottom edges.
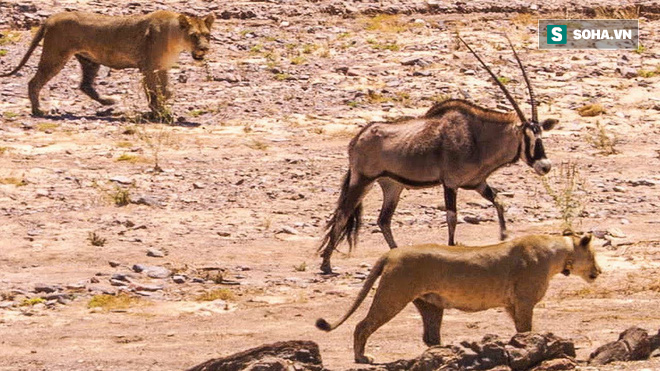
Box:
354, 281, 412, 363
28, 49, 72, 116
413, 298, 444, 346
76, 55, 116, 106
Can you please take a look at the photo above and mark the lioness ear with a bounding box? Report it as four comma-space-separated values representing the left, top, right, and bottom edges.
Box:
179, 15, 191, 30
542, 118, 558, 131
579, 234, 592, 248
203, 14, 215, 29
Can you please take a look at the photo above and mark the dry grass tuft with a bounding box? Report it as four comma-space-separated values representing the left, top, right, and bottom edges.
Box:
88, 293, 141, 311
195, 288, 235, 302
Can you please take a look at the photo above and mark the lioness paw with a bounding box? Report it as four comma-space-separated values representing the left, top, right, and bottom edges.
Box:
355, 354, 374, 364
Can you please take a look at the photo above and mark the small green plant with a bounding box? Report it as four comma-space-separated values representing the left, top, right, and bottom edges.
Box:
362, 14, 410, 33
116, 154, 139, 162
3, 111, 19, 119
497, 76, 511, 84
366, 90, 389, 104
576, 103, 604, 117
0, 49, 7, 57
290, 55, 307, 65
541, 161, 587, 231
112, 186, 131, 206
0, 30, 22, 46
239, 29, 254, 37
89, 293, 140, 310
0, 147, 9, 155
189, 109, 206, 118
637, 66, 660, 78
587, 120, 618, 155
36, 122, 59, 131
0, 177, 27, 186
88, 232, 107, 247
293, 262, 307, 272
196, 288, 235, 302
247, 139, 269, 151
115, 141, 134, 148
302, 43, 318, 54
250, 43, 263, 54
137, 124, 172, 172
634, 44, 646, 54
21, 297, 46, 306
367, 39, 400, 51
347, 101, 359, 108
274, 73, 291, 81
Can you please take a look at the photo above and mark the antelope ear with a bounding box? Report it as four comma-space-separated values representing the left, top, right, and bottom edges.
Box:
203, 14, 215, 29
579, 234, 593, 248
542, 118, 558, 131
179, 14, 191, 30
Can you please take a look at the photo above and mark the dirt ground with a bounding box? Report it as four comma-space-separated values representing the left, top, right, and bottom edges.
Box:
1, 1, 659, 370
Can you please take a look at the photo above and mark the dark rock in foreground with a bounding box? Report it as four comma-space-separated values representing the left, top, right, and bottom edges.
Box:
185, 340, 323, 371
589, 326, 660, 365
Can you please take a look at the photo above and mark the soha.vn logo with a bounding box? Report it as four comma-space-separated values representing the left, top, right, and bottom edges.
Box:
547, 25, 567, 44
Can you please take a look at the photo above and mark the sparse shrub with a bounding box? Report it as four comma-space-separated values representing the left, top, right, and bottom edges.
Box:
367, 39, 400, 51
0, 177, 27, 186
594, 5, 640, 19
290, 55, 307, 65
88, 293, 140, 310
20, 297, 46, 306
196, 288, 235, 302
112, 186, 131, 206
497, 76, 511, 84
541, 161, 587, 231
0, 30, 22, 46
362, 14, 414, 33
587, 120, 618, 155
293, 262, 307, 272
576, 103, 604, 117
88, 232, 107, 247
36, 122, 58, 132
247, 140, 269, 151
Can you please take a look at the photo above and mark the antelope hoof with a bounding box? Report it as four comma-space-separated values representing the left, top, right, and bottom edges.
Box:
355, 354, 374, 364
99, 97, 117, 106
320, 260, 333, 275
31, 108, 45, 117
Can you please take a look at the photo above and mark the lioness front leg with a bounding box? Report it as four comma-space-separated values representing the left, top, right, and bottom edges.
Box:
142, 70, 172, 121
511, 303, 534, 332
156, 70, 172, 101
413, 298, 444, 346
76, 55, 116, 106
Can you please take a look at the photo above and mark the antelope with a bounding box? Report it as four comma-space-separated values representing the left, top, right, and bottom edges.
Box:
318, 35, 558, 274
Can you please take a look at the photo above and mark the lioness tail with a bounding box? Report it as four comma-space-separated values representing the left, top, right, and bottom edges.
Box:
315, 254, 386, 332
0, 25, 45, 77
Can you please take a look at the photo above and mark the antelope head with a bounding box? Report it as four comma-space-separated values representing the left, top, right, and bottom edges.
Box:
458, 34, 557, 175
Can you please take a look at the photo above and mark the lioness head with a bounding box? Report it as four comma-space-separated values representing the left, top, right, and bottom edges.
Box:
178, 14, 215, 61
568, 234, 601, 283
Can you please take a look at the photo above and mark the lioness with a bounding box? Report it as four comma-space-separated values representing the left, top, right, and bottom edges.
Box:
316, 233, 601, 364
0, 10, 214, 117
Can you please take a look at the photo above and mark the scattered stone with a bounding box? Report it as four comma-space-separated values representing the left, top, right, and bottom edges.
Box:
186, 340, 323, 371
109, 176, 133, 185
612, 185, 627, 193
217, 231, 231, 237
132, 283, 164, 292
34, 284, 59, 294
607, 228, 626, 238
172, 275, 186, 284
278, 226, 298, 235
147, 248, 165, 258
132, 264, 171, 279
109, 261, 121, 268
590, 326, 652, 365
463, 215, 481, 224
192, 182, 206, 189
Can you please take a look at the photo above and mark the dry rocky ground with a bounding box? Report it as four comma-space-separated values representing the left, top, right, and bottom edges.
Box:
1, 1, 660, 370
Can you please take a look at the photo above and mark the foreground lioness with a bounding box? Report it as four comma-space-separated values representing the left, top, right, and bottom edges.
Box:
0, 10, 214, 116
316, 233, 601, 364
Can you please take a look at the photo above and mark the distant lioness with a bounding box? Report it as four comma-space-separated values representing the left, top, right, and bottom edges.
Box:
316, 233, 601, 364
0, 10, 214, 117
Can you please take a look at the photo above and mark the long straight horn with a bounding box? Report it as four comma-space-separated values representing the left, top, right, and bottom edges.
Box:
457, 35, 528, 125
504, 34, 537, 123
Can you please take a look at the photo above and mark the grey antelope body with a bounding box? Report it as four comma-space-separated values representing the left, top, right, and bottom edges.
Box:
319, 36, 558, 273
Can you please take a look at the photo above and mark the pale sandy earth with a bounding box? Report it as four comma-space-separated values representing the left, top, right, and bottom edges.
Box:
0, 1, 659, 370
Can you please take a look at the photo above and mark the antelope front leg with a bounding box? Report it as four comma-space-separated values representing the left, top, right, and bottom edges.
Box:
443, 185, 458, 246
476, 182, 508, 240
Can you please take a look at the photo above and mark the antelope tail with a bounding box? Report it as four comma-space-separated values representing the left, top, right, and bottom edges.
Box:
318, 169, 363, 255
0, 25, 45, 77
316, 254, 386, 331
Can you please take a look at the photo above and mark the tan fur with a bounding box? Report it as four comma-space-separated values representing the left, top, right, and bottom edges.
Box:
316, 234, 601, 364
0, 10, 214, 116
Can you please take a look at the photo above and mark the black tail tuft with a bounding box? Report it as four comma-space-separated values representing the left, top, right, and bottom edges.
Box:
318, 170, 364, 256
316, 318, 332, 332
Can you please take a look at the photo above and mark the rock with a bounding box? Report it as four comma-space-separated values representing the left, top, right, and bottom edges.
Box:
34, 284, 59, 294
401, 58, 431, 67
607, 228, 626, 238
132, 264, 171, 279
278, 226, 298, 235
109, 176, 133, 185
130, 195, 161, 207
589, 326, 651, 365
132, 283, 164, 292
192, 182, 206, 189
530, 358, 576, 370
463, 215, 481, 224
147, 248, 165, 258
109, 261, 121, 268
172, 275, 186, 284
612, 185, 627, 193
185, 340, 323, 371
